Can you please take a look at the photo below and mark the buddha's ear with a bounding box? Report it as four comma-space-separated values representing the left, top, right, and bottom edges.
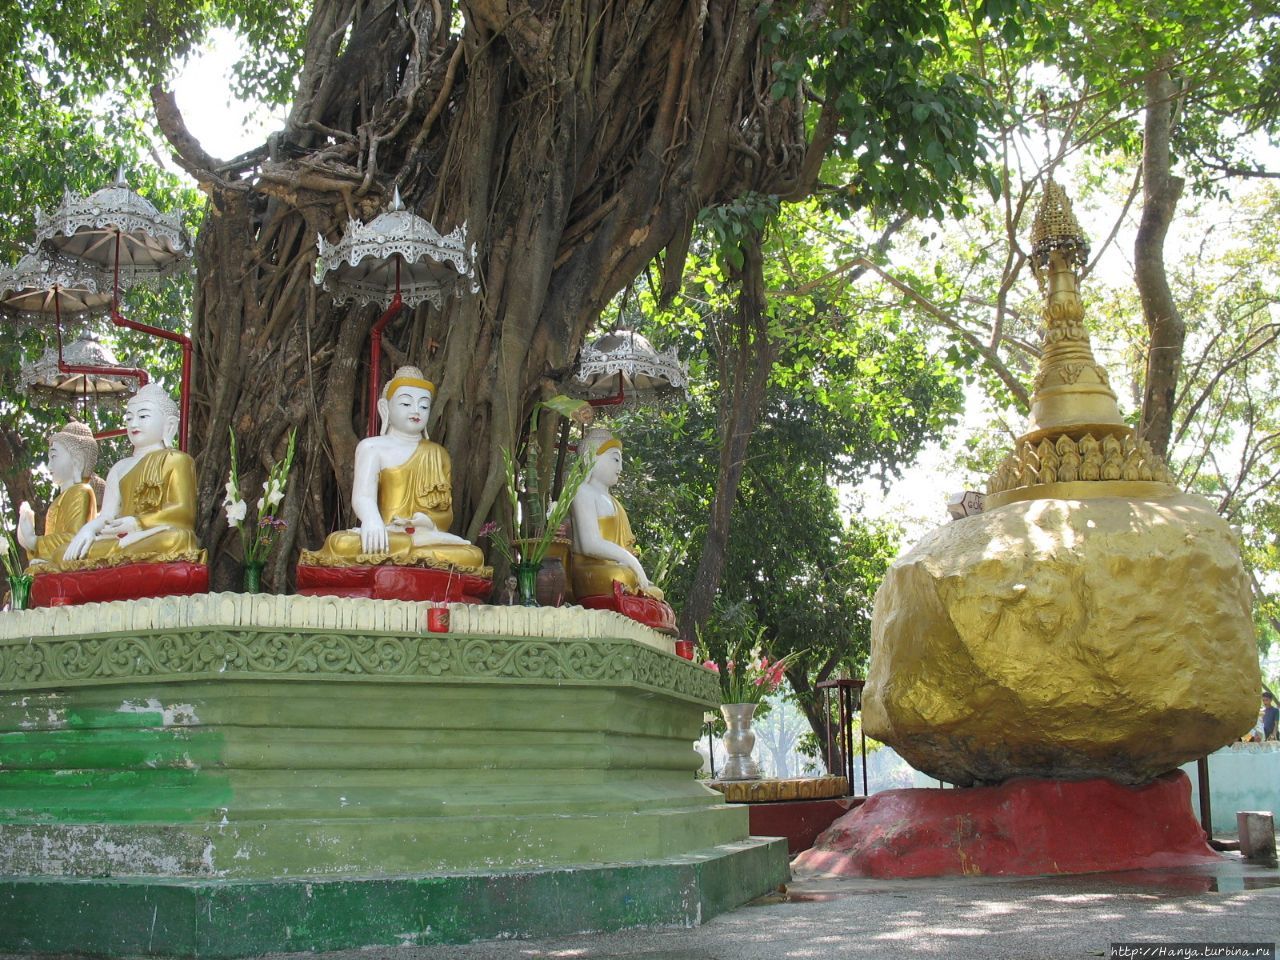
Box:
162, 415, 179, 448
377, 397, 390, 435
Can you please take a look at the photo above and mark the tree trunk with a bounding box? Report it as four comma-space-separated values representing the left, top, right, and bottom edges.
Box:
1135, 54, 1186, 458
150, 0, 806, 590
678, 234, 776, 638
0, 427, 41, 528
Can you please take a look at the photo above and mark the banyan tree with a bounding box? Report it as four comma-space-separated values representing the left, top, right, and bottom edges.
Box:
126, 0, 1016, 588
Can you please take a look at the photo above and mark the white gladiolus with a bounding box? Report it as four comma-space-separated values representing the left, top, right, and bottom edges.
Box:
225, 499, 248, 527
263, 479, 284, 510
224, 477, 239, 506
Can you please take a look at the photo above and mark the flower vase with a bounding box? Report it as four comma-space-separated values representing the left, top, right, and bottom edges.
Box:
515, 561, 540, 606
6, 574, 33, 611
535, 556, 567, 607
243, 561, 265, 594
719, 702, 761, 780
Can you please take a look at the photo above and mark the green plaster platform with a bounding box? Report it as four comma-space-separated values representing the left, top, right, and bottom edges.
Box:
0, 595, 789, 955
0, 838, 787, 956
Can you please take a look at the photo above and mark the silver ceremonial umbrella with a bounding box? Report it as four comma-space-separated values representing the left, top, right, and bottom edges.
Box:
0, 249, 113, 324
315, 188, 478, 435
35, 174, 191, 290
550, 328, 690, 496
34, 173, 194, 449
22, 333, 144, 405
569, 329, 689, 409
316, 189, 477, 310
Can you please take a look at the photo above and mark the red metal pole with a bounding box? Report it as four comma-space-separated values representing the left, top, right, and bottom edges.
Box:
108, 230, 192, 450
110, 310, 190, 450
586, 371, 627, 408
367, 256, 405, 437
53, 301, 150, 410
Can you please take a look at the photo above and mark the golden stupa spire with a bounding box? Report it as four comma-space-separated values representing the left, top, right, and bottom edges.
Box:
985, 180, 1173, 504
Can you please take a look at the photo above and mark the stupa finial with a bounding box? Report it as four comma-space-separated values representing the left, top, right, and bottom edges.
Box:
985, 179, 1173, 503
1029, 179, 1089, 285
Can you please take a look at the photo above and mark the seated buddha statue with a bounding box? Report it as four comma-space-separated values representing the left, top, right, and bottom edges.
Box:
58, 384, 205, 569
300, 366, 484, 571
570, 428, 664, 601
17, 421, 99, 566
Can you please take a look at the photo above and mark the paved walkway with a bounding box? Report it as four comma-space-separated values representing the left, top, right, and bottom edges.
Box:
266, 859, 1280, 960
3, 860, 1275, 959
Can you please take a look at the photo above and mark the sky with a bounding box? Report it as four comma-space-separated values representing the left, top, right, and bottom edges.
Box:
170, 30, 289, 169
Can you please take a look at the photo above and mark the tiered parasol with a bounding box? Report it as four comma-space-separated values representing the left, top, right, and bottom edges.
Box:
568, 328, 689, 410
315, 189, 478, 435
35, 172, 194, 448
22, 332, 144, 406
0, 250, 113, 323
0, 248, 145, 440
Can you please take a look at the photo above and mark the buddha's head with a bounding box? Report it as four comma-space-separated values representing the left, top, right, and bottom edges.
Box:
47, 421, 98, 489
581, 427, 623, 487
125, 384, 180, 450
379, 366, 435, 438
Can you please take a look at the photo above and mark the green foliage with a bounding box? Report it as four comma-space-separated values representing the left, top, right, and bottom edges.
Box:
609, 204, 960, 700
763, 0, 1039, 220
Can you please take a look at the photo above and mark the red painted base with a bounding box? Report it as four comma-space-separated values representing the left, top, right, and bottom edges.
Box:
792, 771, 1220, 878
295, 564, 491, 604
748, 797, 864, 856
31, 562, 209, 607
578, 582, 678, 635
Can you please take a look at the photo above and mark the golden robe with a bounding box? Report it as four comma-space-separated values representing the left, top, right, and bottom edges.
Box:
28, 483, 97, 563
35, 450, 205, 572
571, 495, 664, 601
304, 439, 485, 570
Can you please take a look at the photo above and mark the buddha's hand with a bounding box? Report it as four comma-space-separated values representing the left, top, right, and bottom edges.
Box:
408, 512, 438, 531
360, 521, 390, 555
63, 525, 98, 561
100, 516, 142, 539
629, 559, 654, 590
17, 502, 36, 550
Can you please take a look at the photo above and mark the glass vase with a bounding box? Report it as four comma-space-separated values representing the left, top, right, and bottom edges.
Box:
719, 702, 761, 780
243, 561, 265, 594
515, 561, 540, 607
6, 574, 33, 611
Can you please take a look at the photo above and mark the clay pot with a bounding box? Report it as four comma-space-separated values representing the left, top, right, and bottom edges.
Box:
535, 556, 567, 607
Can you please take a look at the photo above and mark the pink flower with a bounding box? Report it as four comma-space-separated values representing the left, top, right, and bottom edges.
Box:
479, 521, 499, 538
702, 660, 719, 672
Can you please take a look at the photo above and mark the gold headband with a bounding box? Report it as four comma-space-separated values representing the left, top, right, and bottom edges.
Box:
384, 376, 436, 400
596, 438, 622, 455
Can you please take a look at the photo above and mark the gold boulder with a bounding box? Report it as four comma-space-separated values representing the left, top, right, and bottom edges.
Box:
863, 491, 1260, 785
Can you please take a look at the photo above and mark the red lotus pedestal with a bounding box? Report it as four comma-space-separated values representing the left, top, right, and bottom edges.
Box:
577, 582, 678, 635
792, 771, 1220, 879
31, 562, 209, 607
295, 564, 491, 604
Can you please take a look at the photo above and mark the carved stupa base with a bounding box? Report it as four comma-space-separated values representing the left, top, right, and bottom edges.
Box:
30, 561, 209, 607
296, 563, 491, 603
793, 772, 1219, 879
578, 581, 678, 635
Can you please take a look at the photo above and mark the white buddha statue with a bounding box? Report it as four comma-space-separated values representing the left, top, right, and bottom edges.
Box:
57, 384, 204, 568
300, 366, 484, 570
17, 421, 99, 565
570, 428, 663, 600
